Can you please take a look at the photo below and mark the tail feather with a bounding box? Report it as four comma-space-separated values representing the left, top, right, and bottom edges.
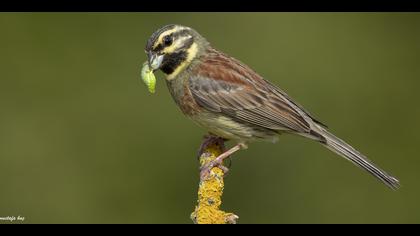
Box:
315, 128, 400, 190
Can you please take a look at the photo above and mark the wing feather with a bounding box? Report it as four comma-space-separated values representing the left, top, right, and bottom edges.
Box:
188, 49, 325, 134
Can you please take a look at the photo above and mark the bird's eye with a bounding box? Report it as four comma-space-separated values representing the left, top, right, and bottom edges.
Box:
163, 35, 173, 46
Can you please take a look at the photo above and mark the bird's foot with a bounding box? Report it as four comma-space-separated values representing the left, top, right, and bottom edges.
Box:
200, 157, 230, 180
196, 134, 226, 160
199, 143, 247, 180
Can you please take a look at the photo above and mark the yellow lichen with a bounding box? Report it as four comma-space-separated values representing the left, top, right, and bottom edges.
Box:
191, 140, 238, 224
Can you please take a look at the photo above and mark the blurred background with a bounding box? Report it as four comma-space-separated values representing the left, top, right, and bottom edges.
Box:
0, 13, 419, 223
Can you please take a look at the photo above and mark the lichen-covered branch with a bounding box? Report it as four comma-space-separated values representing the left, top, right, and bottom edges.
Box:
191, 136, 238, 224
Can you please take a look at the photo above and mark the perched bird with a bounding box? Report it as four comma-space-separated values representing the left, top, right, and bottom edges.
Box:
144, 24, 399, 190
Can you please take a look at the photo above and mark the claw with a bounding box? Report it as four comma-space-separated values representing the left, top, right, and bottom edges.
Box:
200, 160, 229, 179
197, 134, 226, 159
199, 142, 247, 180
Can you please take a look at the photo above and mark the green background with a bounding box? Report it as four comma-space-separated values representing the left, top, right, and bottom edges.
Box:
0, 13, 419, 223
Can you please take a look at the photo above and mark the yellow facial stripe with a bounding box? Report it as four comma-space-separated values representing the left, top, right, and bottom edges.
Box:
162, 35, 192, 54
167, 42, 198, 80
153, 26, 185, 49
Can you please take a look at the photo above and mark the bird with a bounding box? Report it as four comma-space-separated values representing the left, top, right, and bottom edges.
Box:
144, 24, 400, 190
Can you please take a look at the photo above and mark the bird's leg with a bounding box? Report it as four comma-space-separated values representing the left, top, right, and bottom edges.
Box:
197, 134, 226, 159
200, 142, 248, 179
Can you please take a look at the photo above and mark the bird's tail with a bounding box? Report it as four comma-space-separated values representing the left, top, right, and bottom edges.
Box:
313, 128, 400, 190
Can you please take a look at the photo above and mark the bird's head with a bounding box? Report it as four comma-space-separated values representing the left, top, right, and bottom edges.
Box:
145, 24, 208, 79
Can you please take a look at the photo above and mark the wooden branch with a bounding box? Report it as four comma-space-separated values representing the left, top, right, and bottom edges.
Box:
191, 136, 239, 224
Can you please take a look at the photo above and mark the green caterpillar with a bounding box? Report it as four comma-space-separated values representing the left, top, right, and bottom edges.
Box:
141, 62, 156, 94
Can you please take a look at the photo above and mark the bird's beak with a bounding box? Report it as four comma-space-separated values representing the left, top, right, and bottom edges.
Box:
147, 51, 164, 71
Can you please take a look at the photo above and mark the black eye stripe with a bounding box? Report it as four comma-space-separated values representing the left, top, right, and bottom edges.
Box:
163, 35, 173, 46
172, 29, 191, 39
154, 44, 164, 51
145, 24, 177, 51
160, 29, 191, 46
179, 37, 194, 50
147, 28, 193, 52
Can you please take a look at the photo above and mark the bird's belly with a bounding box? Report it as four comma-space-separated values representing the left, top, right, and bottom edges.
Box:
191, 112, 279, 143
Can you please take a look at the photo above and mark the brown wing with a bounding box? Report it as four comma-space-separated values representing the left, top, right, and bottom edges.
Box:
188, 49, 325, 134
